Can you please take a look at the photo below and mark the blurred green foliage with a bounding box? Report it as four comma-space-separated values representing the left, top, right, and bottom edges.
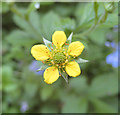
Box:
2, 2, 119, 113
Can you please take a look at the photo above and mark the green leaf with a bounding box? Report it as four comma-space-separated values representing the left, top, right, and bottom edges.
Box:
103, 96, 118, 111
88, 73, 118, 98
70, 76, 88, 93
2, 65, 17, 92
13, 9, 31, 31
74, 3, 104, 30
40, 2, 54, 6
99, 13, 118, 28
89, 28, 108, 45
91, 98, 117, 113
40, 87, 54, 101
60, 18, 76, 31
13, 9, 42, 40
62, 94, 88, 113
40, 104, 58, 113
75, 57, 89, 63
6, 30, 37, 47
24, 83, 38, 98
1, 2, 10, 13
41, 11, 61, 41
53, 4, 74, 16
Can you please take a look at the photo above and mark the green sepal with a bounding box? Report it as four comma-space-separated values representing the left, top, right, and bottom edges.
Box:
60, 69, 68, 84
66, 32, 73, 44
43, 37, 52, 50
36, 64, 49, 72
75, 57, 89, 63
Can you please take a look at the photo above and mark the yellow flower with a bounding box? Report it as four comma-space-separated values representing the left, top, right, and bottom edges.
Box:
31, 31, 85, 84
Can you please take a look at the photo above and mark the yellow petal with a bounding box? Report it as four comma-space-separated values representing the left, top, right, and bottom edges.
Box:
68, 41, 85, 57
65, 61, 81, 77
52, 31, 67, 48
44, 66, 59, 84
31, 45, 50, 61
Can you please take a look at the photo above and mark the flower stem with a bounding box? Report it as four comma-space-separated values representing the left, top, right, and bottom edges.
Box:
73, 3, 108, 39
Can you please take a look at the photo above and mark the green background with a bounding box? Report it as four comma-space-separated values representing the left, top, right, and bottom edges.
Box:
1, 2, 119, 113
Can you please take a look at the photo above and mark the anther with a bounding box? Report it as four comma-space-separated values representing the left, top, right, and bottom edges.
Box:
59, 66, 61, 68
65, 60, 68, 63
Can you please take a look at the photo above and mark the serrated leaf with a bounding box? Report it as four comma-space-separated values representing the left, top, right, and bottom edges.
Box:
91, 98, 117, 113
88, 73, 118, 98
43, 37, 52, 50
40, 87, 54, 101
59, 18, 76, 31
13, 8, 42, 41
75, 57, 89, 63
5, 30, 37, 47
41, 11, 62, 41
70, 76, 88, 93
62, 94, 88, 113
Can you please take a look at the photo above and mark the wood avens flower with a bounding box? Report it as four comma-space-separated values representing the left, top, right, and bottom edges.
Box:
31, 31, 86, 84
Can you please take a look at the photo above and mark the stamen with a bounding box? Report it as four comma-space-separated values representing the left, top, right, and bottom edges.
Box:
62, 65, 65, 68
51, 60, 54, 64
59, 66, 61, 68
65, 60, 68, 63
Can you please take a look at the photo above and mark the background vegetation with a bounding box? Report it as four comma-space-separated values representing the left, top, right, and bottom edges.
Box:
1, 2, 119, 113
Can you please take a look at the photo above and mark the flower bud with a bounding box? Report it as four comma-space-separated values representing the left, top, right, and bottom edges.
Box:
104, 2, 115, 13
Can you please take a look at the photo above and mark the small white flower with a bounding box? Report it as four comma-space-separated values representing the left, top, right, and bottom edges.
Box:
35, 3, 40, 9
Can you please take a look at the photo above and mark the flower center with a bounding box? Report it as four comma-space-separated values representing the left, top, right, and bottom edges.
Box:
53, 52, 66, 64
